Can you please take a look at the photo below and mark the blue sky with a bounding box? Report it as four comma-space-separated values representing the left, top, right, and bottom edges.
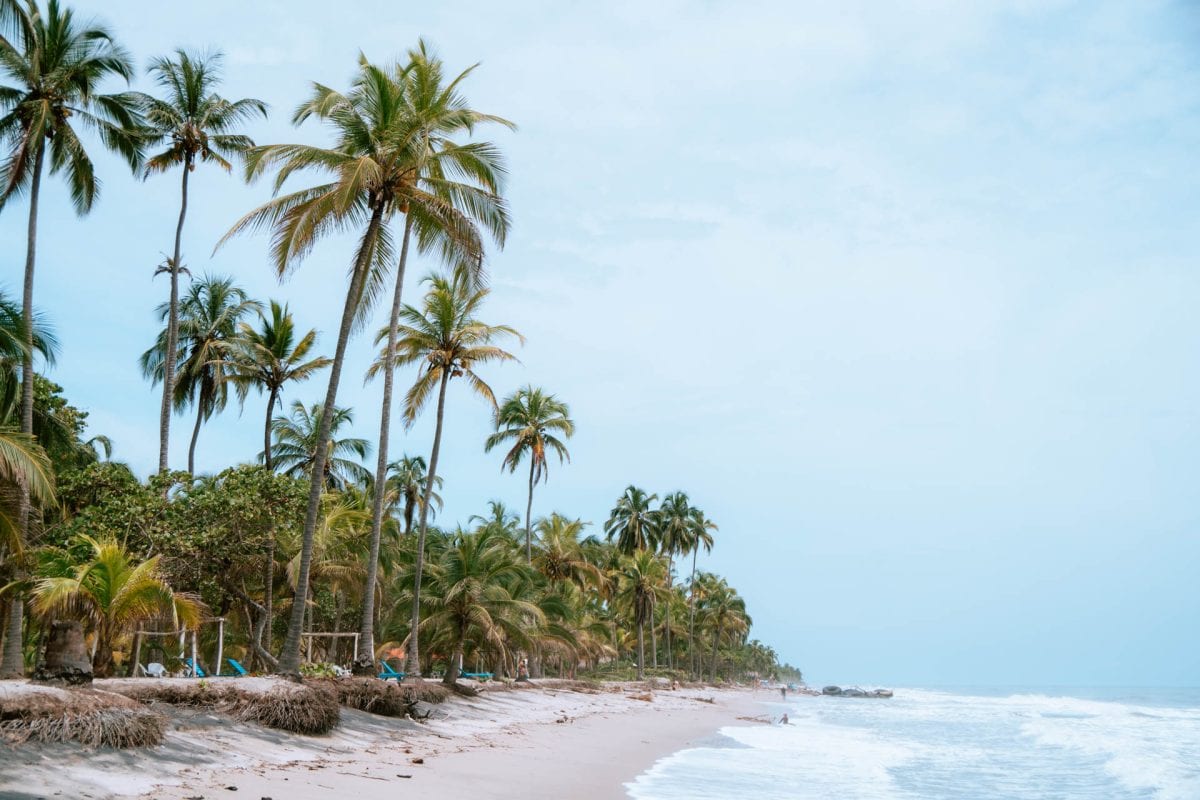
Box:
3, 0, 1198, 687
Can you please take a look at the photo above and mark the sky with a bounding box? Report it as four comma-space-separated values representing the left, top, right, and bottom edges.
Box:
2, 0, 1198, 687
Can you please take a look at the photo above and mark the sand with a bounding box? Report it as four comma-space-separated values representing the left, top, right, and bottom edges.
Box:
0, 681, 766, 800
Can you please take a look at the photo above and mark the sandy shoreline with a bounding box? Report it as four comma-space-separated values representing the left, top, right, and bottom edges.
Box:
1, 682, 766, 800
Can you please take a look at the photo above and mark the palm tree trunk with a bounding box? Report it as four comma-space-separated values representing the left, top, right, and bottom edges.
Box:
276, 204, 386, 675
686, 548, 699, 679
357, 214, 414, 674
404, 371, 451, 680
524, 459, 535, 563
263, 385, 278, 470
636, 620, 645, 681
664, 556, 674, 671
710, 624, 721, 682
262, 539, 274, 653
651, 601, 658, 669
159, 161, 190, 474
444, 637, 464, 686
0, 146, 46, 679
187, 393, 204, 475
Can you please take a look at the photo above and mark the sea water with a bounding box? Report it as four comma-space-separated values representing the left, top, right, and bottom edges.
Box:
626, 687, 1200, 799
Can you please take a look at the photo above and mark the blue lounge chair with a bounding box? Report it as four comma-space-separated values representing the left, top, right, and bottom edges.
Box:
183, 658, 206, 678
224, 658, 249, 677
379, 661, 406, 682
460, 672, 493, 681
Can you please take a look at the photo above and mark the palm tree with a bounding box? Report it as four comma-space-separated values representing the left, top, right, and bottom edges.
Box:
136, 49, 267, 475
31, 535, 204, 677
656, 491, 694, 670
374, 270, 520, 678
220, 60, 421, 675
359, 42, 511, 674
423, 527, 541, 685
605, 486, 660, 555
230, 300, 330, 470
387, 454, 442, 535
485, 386, 574, 563
140, 275, 260, 474
615, 549, 665, 680
685, 507, 716, 678
268, 400, 370, 490
697, 578, 748, 682
0, 0, 144, 678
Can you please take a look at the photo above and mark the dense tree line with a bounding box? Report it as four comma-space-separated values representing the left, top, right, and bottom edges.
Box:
0, 0, 795, 685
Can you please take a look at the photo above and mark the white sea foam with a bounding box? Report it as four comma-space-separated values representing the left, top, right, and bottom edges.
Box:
626, 688, 1200, 800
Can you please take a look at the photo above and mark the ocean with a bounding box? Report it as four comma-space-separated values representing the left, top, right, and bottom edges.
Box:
626, 687, 1200, 799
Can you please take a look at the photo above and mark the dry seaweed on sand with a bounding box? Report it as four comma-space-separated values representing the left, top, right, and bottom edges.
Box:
0, 684, 167, 748
104, 678, 339, 735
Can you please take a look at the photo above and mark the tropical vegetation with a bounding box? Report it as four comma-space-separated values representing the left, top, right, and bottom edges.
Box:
0, 1, 797, 687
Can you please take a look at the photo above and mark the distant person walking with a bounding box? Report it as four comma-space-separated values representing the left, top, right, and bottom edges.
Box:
780, 686, 787, 700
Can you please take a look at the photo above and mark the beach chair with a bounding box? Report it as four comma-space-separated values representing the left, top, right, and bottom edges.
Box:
460, 672, 494, 682
378, 661, 406, 682
223, 658, 249, 677
141, 661, 167, 678
183, 658, 206, 678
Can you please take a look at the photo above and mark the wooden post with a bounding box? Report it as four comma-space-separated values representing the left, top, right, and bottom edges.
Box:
132, 630, 144, 677
306, 633, 312, 665
352, 633, 358, 663
191, 629, 199, 676
215, 618, 225, 678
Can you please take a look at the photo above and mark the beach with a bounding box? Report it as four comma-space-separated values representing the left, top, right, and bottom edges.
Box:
1, 681, 763, 800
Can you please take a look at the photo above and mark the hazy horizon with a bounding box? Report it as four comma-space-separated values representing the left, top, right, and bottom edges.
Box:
2, 0, 1197, 687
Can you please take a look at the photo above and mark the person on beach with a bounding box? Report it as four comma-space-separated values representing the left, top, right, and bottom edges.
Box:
780, 686, 786, 700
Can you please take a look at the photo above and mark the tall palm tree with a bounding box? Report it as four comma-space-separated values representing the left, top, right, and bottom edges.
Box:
656, 491, 694, 670
686, 507, 717, 678
615, 549, 665, 681
485, 386, 574, 563
139, 275, 260, 474
359, 42, 512, 674
605, 486, 660, 555
230, 300, 330, 470
374, 270, 520, 678
31, 535, 204, 677
0, 0, 143, 678
220, 61, 421, 676
268, 400, 370, 490
136, 49, 267, 475
387, 454, 442, 535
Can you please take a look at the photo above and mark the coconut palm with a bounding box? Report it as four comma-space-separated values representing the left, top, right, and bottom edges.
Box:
387, 454, 442, 535
422, 526, 541, 685
220, 60, 426, 675
136, 49, 267, 475
615, 549, 666, 680
605, 486, 660, 555
357, 43, 512, 673
485, 386, 574, 564
31, 535, 204, 677
686, 507, 717, 678
656, 491, 695, 670
372, 270, 520, 678
230, 301, 330, 470
268, 400, 370, 490
0, 0, 144, 678
140, 275, 260, 474
697, 577, 749, 681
